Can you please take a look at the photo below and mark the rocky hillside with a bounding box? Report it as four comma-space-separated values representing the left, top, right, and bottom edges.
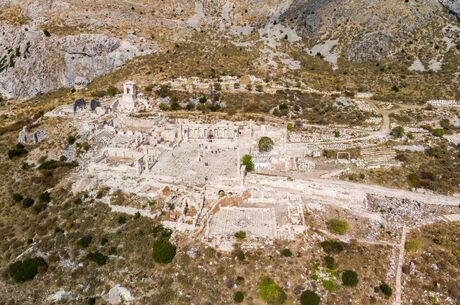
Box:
0, 0, 459, 99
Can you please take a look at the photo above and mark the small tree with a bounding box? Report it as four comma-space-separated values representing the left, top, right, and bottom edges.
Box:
234, 291, 244, 303
300, 290, 320, 305
390, 126, 404, 138
256, 84, 264, 92
342, 270, 359, 287
258, 137, 274, 152
258, 277, 286, 305
241, 155, 254, 172
43, 29, 51, 37
152, 239, 176, 264
234, 249, 245, 261
234, 83, 241, 89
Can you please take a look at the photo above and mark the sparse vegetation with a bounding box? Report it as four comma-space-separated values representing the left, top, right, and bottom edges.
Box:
258, 136, 274, 152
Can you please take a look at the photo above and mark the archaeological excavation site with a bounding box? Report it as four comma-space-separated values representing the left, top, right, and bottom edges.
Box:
0, 1, 459, 305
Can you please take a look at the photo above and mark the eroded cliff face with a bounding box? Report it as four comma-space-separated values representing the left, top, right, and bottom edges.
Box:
0, 0, 458, 99
0, 22, 156, 99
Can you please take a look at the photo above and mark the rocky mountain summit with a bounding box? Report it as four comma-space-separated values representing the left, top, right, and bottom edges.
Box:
0, 0, 458, 99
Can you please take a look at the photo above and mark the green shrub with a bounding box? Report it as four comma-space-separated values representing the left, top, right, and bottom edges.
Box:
213, 82, 222, 91
320, 240, 344, 254
287, 123, 294, 131
236, 276, 245, 284
322, 279, 335, 291
9, 257, 47, 283
431, 128, 444, 137
8, 143, 28, 159
77, 235, 93, 248
234, 231, 246, 240
405, 239, 421, 252
234, 291, 244, 303
152, 239, 177, 264
257, 277, 286, 305
241, 155, 254, 172
67, 135, 76, 145
280, 248, 292, 257
22, 197, 34, 208
390, 126, 404, 138
452, 249, 460, 257
12, 193, 23, 203
87, 251, 108, 266
39, 191, 51, 203
235, 249, 245, 261
326, 219, 349, 235
258, 136, 274, 152
43, 29, 51, 37
342, 270, 359, 287
324, 255, 336, 269
378, 282, 393, 297
117, 215, 127, 224
300, 290, 320, 305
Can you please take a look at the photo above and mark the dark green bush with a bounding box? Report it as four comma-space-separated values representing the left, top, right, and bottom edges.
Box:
320, 240, 344, 254
9, 257, 47, 283
77, 235, 93, 248
39, 191, 51, 203
280, 248, 292, 257
152, 239, 176, 264
117, 215, 127, 224
87, 251, 108, 266
324, 255, 336, 269
342, 270, 359, 287
8, 143, 28, 159
22, 197, 34, 208
12, 193, 23, 203
390, 126, 404, 138
67, 135, 76, 145
300, 290, 320, 305
234, 291, 244, 303
378, 282, 393, 297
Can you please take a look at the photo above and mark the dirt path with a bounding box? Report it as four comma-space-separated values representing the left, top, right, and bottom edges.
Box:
394, 226, 407, 305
